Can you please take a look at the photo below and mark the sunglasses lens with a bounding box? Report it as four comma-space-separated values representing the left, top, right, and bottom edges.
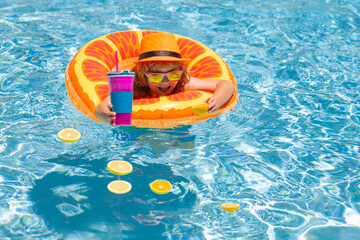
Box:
168, 72, 182, 81
149, 74, 163, 83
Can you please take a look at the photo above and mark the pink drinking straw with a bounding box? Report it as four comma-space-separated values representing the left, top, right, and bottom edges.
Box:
115, 51, 118, 72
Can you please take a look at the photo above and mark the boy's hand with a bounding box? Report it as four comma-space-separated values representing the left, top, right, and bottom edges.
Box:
207, 97, 220, 113
95, 102, 116, 125
106, 104, 117, 126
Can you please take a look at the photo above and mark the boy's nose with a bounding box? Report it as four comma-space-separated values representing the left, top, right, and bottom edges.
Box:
161, 76, 170, 83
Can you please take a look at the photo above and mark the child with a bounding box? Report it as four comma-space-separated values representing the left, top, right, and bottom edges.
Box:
95, 32, 235, 125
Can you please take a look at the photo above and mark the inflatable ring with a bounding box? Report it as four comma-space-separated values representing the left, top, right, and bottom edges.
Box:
65, 30, 238, 128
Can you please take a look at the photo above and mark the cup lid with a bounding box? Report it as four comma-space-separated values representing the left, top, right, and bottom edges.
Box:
107, 71, 135, 76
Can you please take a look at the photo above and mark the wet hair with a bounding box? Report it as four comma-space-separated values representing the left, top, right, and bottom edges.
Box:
131, 61, 190, 97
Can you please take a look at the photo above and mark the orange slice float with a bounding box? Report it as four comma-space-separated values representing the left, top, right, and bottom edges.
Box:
107, 180, 132, 194
192, 103, 209, 115
221, 203, 240, 213
57, 128, 81, 142
150, 180, 172, 194
107, 160, 133, 175
65, 30, 238, 128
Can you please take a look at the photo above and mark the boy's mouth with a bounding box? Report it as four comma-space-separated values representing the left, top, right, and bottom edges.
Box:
158, 86, 171, 93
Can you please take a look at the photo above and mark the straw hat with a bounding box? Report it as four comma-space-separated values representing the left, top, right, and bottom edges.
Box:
135, 32, 190, 63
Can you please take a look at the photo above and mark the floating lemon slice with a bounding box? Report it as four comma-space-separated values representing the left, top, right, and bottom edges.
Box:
107, 180, 132, 194
192, 103, 209, 115
150, 180, 172, 194
107, 160, 133, 175
221, 203, 240, 213
57, 128, 81, 142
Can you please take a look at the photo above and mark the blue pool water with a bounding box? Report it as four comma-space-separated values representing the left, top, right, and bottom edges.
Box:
1, 0, 360, 239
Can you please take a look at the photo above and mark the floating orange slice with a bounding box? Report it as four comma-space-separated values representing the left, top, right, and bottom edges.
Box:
192, 103, 209, 115
107, 160, 133, 175
57, 128, 81, 142
107, 180, 132, 194
149, 180, 172, 194
221, 203, 240, 213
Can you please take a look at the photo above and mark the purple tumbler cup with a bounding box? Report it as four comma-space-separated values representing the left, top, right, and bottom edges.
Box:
107, 71, 135, 125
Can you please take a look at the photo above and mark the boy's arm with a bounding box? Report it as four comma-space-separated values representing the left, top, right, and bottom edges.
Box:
186, 77, 235, 112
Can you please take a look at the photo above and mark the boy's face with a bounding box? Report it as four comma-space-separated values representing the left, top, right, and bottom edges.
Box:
146, 62, 181, 96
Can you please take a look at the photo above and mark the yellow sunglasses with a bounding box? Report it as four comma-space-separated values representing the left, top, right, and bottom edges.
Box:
145, 70, 183, 84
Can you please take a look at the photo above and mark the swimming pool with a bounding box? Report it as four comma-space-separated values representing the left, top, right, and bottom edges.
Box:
1, 0, 359, 239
